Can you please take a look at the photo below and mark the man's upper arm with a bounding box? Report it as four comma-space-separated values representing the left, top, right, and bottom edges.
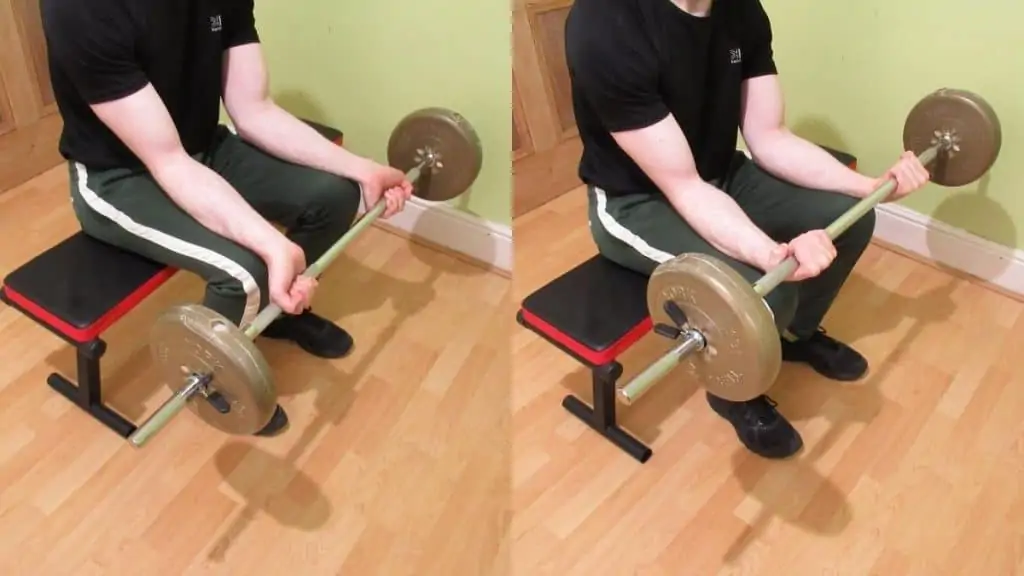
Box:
43, 1, 185, 167
220, 0, 269, 123
738, 1, 784, 144
222, 44, 271, 123
568, 19, 699, 188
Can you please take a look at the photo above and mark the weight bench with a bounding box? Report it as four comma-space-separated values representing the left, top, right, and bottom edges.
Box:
0, 119, 343, 439
517, 145, 857, 463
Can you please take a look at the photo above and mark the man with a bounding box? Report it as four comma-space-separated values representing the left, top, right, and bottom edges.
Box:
40, 0, 413, 437
565, 0, 931, 458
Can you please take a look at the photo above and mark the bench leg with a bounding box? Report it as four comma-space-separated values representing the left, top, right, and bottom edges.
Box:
562, 362, 653, 463
47, 339, 137, 439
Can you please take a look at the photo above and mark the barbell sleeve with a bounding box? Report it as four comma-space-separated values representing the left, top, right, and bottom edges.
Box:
616, 143, 941, 406
128, 375, 205, 448
127, 163, 425, 448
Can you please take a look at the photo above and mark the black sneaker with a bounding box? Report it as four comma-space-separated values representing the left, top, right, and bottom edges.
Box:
707, 393, 803, 459
254, 404, 290, 437
260, 308, 354, 359
781, 328, 867, 381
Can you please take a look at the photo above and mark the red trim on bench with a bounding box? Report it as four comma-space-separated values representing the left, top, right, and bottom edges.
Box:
2, 266, 178, 344
520, 307, 653, 366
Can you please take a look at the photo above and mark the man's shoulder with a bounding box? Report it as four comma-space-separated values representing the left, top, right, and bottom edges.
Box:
42, 0, 132, 35
567, 0, 651, 58
713, 0, 771, 31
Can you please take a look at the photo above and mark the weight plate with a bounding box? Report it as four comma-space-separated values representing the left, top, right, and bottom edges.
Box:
150, 304, 278, 435
647, 253, 781, 402
903, 88, 1002, 188
387, 107, 483, 202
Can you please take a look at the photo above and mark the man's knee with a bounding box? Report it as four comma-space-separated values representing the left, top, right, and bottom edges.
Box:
840, 205, 876, 252
204, 250, 271, 325
764, 283, 799, 333
300, 171, 361, 229
818, 194, 875, 248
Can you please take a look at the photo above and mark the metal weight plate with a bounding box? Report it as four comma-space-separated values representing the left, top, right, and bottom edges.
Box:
647, 253, 781, 402
903, 88, 1002, 188
387, 107, 483, 202
150, 304, 278, 435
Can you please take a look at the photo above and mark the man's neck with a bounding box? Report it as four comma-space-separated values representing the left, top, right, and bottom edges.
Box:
670, 0, 713, 16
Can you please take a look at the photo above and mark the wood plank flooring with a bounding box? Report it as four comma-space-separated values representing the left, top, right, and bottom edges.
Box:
4, 167, 1023, 575
511, 187, 1024, 576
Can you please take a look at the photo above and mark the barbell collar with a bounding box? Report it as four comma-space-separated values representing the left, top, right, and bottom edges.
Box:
617, 329, 705, 405
128, 375, 205, 448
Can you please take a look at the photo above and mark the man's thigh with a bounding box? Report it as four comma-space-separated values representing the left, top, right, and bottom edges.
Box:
68, 162, 269, 325
724, 155, 868, 243
205, 127, 362, 228
586, 186, 798, 331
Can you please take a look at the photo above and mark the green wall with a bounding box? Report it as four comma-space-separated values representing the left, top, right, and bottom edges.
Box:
761, 0, 1020, 249
251, 1, 511, 226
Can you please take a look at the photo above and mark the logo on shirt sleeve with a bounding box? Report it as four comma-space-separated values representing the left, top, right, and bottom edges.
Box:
210, 15, 223, 32
729, 48, 742, 64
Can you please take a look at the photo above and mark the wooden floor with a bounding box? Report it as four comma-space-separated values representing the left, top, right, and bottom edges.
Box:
512, 187, 1024, 575
0, 166, 511, 575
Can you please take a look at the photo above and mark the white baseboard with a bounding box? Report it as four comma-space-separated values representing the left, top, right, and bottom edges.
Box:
364, 197, 512, 273
874, 203, 1024, 295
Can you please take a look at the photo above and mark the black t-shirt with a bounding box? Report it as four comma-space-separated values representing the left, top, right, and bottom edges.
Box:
41, 0, 260, 170
565, 0, 777, 196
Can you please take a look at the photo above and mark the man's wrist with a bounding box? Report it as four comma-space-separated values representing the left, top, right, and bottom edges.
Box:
330, 149, 375, 183
845, 173, 881, 198
247, 223, 290, 260
745, 238, 781, 272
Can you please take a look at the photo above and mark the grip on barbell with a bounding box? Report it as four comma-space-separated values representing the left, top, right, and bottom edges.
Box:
616, 144, 941, 406
753, 144, 940, 297
127, 164, 425, 448
243, 163, 424, 339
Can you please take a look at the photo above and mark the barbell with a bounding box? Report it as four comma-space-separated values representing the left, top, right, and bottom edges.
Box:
618, 88, 1002, 405
127, 107, 484, 448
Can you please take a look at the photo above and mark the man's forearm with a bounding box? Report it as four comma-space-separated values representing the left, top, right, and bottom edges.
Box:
150, 154, 284, 257
232, 103, 372, 181
747, 128, 877, 198
665, 178, 779, 270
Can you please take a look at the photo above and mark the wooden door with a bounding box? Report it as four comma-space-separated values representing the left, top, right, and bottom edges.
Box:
512, 0, 583, 217
0, 0, 63, 194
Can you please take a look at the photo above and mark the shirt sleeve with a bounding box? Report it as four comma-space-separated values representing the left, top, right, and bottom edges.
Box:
566, 15, 670, 133
741, 0, 778, 80
224, 0, 260, 48
42, 1, 148, 105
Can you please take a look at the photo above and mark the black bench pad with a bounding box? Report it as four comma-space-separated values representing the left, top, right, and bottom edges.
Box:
1, 232, 176, 343
519, 255, 652, 366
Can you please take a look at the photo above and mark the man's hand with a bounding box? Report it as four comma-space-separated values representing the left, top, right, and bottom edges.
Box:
878, 151, 931, 202
263, 238, 318, 314
764, 230, 837, 282
358, 162, 414, 218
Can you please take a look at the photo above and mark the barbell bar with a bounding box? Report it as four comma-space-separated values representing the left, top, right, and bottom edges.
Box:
127, 164, 423, 448
616, 88, 1002, 406
127, 107, 483, 448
